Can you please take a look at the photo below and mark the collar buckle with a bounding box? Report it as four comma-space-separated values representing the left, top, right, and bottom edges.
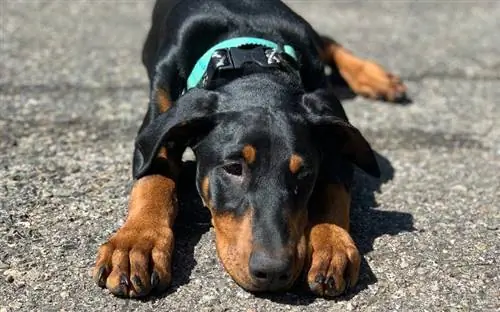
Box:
199, 46, 297, 89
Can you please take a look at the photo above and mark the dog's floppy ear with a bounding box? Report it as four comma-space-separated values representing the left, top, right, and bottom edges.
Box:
301, 89, 380, 178
133, 89, 233, 179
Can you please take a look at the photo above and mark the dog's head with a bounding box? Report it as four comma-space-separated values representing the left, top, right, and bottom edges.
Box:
134, 83, 379, 292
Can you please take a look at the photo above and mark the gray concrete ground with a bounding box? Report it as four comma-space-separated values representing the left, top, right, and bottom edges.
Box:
1, 1, 499, 311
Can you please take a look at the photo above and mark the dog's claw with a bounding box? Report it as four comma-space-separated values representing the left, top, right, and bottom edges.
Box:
315, 273, 326, 284
394, 91, 410, 104
96, 266, 107, 288
119, 274, 129, 287
132, 275, 144, 289
326, 276, 335, 289
109, 274, 129, 297
151, 271, 160, 288
344, 279, 351, 294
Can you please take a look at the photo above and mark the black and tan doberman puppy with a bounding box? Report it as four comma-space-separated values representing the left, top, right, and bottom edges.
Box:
93, 0, 407, 298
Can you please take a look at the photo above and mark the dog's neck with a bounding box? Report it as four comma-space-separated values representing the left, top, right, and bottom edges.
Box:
207, 63, 303, 92
212, 71, 305, 112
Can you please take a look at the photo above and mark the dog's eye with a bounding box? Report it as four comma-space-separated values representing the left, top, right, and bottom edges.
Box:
223, 163, 243, 176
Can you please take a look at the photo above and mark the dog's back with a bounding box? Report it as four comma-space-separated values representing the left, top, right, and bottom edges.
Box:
142, 0, 325, 100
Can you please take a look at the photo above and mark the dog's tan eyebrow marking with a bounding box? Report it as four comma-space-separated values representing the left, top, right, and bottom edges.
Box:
289, 154, 303, 174
242, 144, 256, 164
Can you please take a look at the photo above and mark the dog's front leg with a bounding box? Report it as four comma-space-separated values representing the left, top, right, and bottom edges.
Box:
93, 171, 177, 298
306, 183, 361, 297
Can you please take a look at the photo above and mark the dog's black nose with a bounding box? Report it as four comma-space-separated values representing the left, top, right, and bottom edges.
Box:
249, 250, 292, 290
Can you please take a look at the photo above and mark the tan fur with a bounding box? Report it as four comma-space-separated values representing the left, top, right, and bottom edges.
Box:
156, 88, 172, 112
242, 144, 256, 164
306, 183, 360, 297
201, 176, 210, 207
310, 184, 351, 231
321, 39, 407, 102
289, 154, 303, 174
211, 209, 255, 289
93, 175, 177, 297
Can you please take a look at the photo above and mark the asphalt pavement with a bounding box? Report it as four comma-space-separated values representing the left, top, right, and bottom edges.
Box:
1, 1, 499, 311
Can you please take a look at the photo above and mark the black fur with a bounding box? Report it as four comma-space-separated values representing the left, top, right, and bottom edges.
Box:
134, 0, 380, 288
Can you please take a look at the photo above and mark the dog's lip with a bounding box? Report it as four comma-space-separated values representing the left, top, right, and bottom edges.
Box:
246, 282, 287, 292
244, 271, 299, 292
234, 274, 285, 292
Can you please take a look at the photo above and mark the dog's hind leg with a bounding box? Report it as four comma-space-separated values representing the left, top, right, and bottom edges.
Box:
319, 36, 408, 103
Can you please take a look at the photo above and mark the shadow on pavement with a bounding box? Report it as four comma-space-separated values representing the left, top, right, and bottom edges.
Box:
160, 151, 415, 305
170, 162, 211, 291
348, 152, 416, 297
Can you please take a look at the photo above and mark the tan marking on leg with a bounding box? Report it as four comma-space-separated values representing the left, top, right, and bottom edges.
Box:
289, 154, 303, 174
242, 144, 256, 164
321, 38, 407, 102
93, 175, 178, 297
306, 183, 360, 297
310, 184, 351, 231
126, 175, 177, 226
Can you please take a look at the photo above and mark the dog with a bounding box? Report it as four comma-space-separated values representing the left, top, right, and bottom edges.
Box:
93, 0, 407, 298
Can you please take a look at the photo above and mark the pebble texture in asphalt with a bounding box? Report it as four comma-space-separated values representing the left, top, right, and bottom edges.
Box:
1, 1, 499, 311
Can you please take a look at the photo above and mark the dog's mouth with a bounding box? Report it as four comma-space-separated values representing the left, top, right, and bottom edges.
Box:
209, 202, 309, 293
230, 263, 300, 293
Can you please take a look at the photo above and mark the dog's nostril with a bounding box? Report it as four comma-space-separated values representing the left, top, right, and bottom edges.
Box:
254, 271, 268, 280
278, 273, 289, 281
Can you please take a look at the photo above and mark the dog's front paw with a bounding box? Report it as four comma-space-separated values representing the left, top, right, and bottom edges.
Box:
306, 224, 360, 297
93, 222, 174, 298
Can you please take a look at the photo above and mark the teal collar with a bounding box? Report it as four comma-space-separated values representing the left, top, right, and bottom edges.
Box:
186, 37, 298, 91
